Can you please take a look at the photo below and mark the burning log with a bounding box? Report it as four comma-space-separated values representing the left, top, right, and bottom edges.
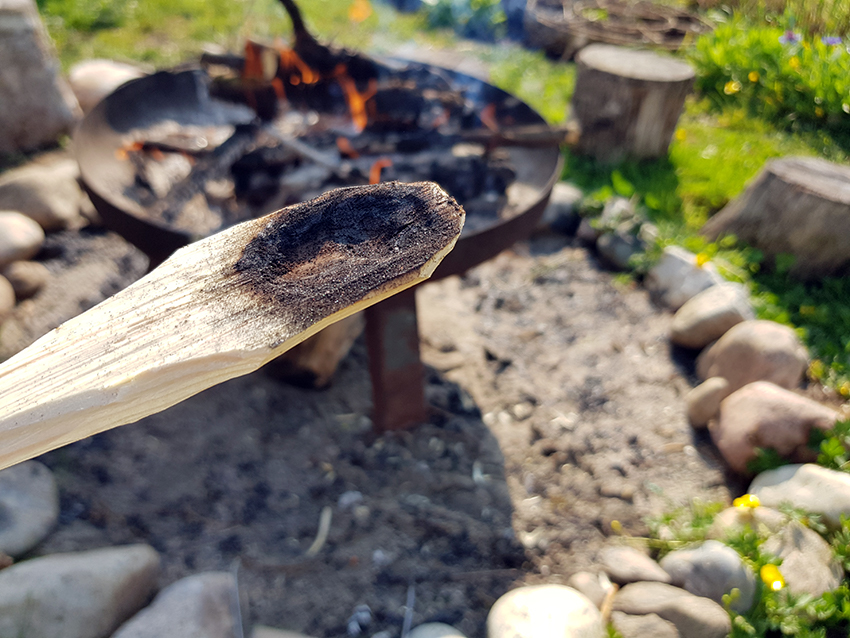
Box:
0, 182, 465, 470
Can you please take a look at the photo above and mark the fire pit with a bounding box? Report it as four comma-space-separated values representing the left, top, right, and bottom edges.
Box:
74, 31, 562, 430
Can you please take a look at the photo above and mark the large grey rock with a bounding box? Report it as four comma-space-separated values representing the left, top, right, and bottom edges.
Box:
686, 377, 730, 429
0, 0, 81, 155
0, 544, 160, 638
567, 571, 613, 609
2, 259, 49, 300
646, 246, 724, 310
69, 59, 146, 113
696, 320, 808, 393
113, 572, 239, 638
487, 584, 604, 638
408, 622, 468, 638
611, 611, 680, 638
749, 463, 850, 528
613, 582, 731, 638
660, 540, 756, 612
0, 157, 85, 230
671, 282, 754, 349
0, 460, 58, 556
710, 381, 837, 474
0, 210, 44, 268
762, 520, 843, 597
600, 545, 671, 584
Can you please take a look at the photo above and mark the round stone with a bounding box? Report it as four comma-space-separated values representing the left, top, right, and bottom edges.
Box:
487, 584, 604, 638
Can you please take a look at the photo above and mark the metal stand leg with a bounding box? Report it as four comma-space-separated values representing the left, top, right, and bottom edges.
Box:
365, 286, 426, 432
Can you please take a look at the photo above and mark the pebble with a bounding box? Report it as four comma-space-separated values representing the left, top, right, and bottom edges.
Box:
69, 59, 146, 113
612, 581, 731, 638
707, 505, 788, 540
0, 158, 85, 230
645, 246, 724, 310
539, 182, 583, 234
696, 320, 808, 393
407, 622, 468, 637
600, 545, 671, 585
596, 231, 643, 271
710, 381, 837, 474
567, 571, 614, 609
252, 627, 318, 638
685, 377, 730, 429
2, 260, 49, 300
670, 282, 754, 349
576, 217, 601, 245
610, 611, 680, 638
0, 210, 44, 268
749, 463, 850, 528
660, 540, 756, 612
112, 571, 238, 638
762, 520, 843, 597
487, 584, 604, 638
0, 275, 14, 321
0, 460, 59, 557
0, 544, 159, 638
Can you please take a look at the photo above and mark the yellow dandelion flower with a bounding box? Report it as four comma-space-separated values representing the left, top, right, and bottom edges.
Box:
724, 80, 742, 95
611, 520, 623, 533
748, 71, 760, 82
789, 56, 801, 70
760, 564, 785, 591
733, 494, 760, 509
840, 381, 850, 398
695, 252, 710, 267
675, 129, 687, 141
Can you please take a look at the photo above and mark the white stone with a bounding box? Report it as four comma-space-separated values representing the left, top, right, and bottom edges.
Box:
69, 59, 146, 113
0, 210, 44, 268
0, 460, 58, 556
567, 572, 613, 609
0, 274, 13, 321
686, 377, 730, 429
0, 544, 160, 638
408, 622, 468, 638
0, 158, 85, 230
710, 381, 837, 474
487, 584, 605, 638
762, 520, 843, 597
645, 246, 724, 310
113, 572, 239, 638
671, 282, 754, 349
612, 582, 730, 638
749, 463, 850, 528
610, 611, 679, 638
707, 506, 788, 541
0, 0, 81, 154
600, 545, 671, 584
1, 259, 49, 299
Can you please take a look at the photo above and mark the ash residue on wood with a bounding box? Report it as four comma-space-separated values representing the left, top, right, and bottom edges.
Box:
233, 182, 464, 332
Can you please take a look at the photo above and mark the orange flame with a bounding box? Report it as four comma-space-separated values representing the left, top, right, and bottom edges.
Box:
335, 66, 377, 132
278, 47, 321, 86
369, 158, 392, 184
336, 137, 360, 159
349, 0, 373, 23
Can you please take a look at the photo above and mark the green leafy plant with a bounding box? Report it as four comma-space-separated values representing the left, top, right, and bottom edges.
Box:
422, 0, 506, 41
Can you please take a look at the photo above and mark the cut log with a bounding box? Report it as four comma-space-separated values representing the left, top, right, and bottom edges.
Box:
0, 182, 464, 470
702, 156, 850, 281
568, 44, 694, 163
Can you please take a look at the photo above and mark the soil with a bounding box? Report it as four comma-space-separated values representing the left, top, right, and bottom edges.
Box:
7, 223, 741, 637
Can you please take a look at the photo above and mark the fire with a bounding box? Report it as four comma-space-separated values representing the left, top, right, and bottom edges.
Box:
277, 46, 321, 86
334, 67, 377, 133
369, 158, 392, 184
336, 137, 360, 159
348, 0, 372, 23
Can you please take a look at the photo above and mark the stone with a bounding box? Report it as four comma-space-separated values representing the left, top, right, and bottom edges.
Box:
576, 217, 600, 245
596, 232, 643, 271
599, 545, 671, 584
710, 381, 837, 474
112, 572, 238, 638
686, 377, 730, 429
2, 260, 49, 300
0, 544, 160, 638
696, 320, 808, 393
69, 59, 146, 113
252, 628, 318, 638
0, 211, 44, 268
0, 460, 58, 557
611, 611, 680, 638
761, 520, 843, 597
0, 275, 13, 321
660, 540, 756, 612
0, 0, 81, 155
749, 463, 850, 528
487, 584, 605, 638
613, 582, 731, 638
0, 157, 85, 230
645, 246, 724, 310
408, 622, 468, 638
707, 506, 788, 541
670, 282, 754, 349
540, 182, 583, 234
567, 571, 614, 609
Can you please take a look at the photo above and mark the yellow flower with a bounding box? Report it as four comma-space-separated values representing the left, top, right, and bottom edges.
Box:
808, 359, 825, 379
760, 564, 785, 591
789, 56, 801, 70
724, 80, 742, 95
675, 129, 687, 141
695, 252, 710, 267
611, 520, 623, 534
815, 106, 825, 118
748, 71, 760, 82
840, 381, 850, 398
733, 494, 760, 509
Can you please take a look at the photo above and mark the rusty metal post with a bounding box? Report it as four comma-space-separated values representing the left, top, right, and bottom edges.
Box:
364, 286, 426, 432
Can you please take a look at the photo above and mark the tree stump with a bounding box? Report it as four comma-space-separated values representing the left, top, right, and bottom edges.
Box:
568, 44, 694, 163
702, 156, 850, 281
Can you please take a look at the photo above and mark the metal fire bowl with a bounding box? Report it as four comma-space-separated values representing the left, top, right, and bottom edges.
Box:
75, 61, 563, 278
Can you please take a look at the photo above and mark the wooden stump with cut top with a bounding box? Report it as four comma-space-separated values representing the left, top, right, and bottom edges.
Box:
702, 156, 850, 281
569, 44, 694, 163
